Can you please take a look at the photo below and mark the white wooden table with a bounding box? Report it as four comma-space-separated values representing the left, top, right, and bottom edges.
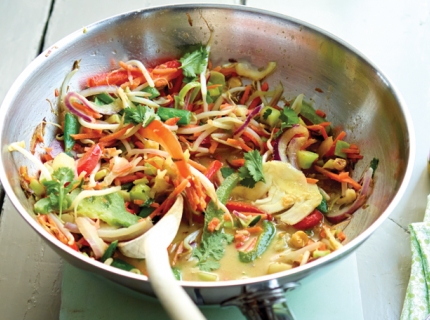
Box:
0, 1, 427, 319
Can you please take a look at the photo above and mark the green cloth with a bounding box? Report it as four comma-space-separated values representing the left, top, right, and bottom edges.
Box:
60, 253, 364, 319
401, 195, 430, 320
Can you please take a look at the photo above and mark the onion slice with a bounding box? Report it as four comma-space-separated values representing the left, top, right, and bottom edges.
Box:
233, 104, 263, 136
97, 218, 153, 242
275, 124, 309, 163
64, 92, 95, 122
75, 217, 108, 259
325, 167, 374, 223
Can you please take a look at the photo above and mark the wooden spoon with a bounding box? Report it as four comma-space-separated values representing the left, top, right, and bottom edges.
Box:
118, 195, 205, 320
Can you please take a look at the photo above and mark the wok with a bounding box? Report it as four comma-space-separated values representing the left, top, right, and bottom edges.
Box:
0, 4, 414, 319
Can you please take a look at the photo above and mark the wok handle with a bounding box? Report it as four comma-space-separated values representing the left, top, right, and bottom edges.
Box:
222, 281, 299, 320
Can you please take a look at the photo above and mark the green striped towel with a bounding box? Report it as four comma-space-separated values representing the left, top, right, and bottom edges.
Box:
401, 195, 430, 320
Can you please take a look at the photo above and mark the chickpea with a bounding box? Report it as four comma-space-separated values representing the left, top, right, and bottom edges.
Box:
289, 231, 309, 249
227, 76, 242, 88
333, 158, 347, 171
336, 188, 357, 205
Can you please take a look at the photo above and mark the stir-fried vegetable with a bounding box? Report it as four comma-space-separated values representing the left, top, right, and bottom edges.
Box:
9, 39, 377, 281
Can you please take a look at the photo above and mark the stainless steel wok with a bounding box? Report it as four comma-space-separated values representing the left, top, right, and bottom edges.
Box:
0, 4, 414, 319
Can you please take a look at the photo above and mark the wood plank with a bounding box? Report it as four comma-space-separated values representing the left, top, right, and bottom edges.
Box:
0, 2, 60, 320
0, 198, 63, 319
0, 0, 52, 101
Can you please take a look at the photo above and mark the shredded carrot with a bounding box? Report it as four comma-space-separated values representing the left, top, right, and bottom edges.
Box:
242, 130, 263, 152
207, 217, 221, 233
240, 85, 252, 105
347, 154, 364, 160
133, 199, 145, 206
246, 226, 264, 234
134, 140, 145, 149
306, 177, 319, 184
223, 213, 232, 221
121, 76, 144, 90
318, 242, 327, 250
249, 123, 270, 138
338, 172, 362, 190
301, 138, 318, 150
243, 237, 258, 252
334, 131, 347, 142
318, 121, 331, 127
41, 153, 54, 162
209, 140, 219, 154
172, 241, 184, 266
316, 167, 361, 191
219, 66, 236, 76
191, 178, 205, 205
188, 159, 207, 173
320, 228, 327, 238
171, 178, 190, 197
99, 124, 133, 142
229, 158, 245, 167
337, 230, 346, 242
152, 68, 178, 75
113, 174, 140, 185
71, 100, 101, 119
164, 117, 181, 126
206, 84, 223, 90
306, 124, 328, 139
185, 187, 200, 211
248, 97, 262, 110
70, 132, 103, 140
314, 165, 345, 183
149, 197, 175, 219
204, 159, 222, 180
316, 109, 326, 118
226, 138, 252, 152
326, 131, 347, 157
341, 148, 361, 154
119, 61, 141, 73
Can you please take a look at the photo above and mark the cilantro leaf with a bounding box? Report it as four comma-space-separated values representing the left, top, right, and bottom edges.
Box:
220, 167, 235, 179
197, 260, 220, 272
263, 108, 272, 120
193, 232, 234, 271
179, 46, 209, 78
238, 150, 266, 188
124, 105, 158, 127
42, 167, 79, 217
274, 107, 300, 138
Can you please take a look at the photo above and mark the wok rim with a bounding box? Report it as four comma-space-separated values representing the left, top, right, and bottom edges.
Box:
0, 3, 416, 289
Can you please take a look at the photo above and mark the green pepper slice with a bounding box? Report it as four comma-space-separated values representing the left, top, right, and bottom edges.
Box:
64, 112, 80, 152
157, 107, 192, 125
101, 240, 118, 262
239, 220, 276, 263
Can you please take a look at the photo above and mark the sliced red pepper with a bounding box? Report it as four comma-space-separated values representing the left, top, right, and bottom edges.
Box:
77, 144, 102, 176
69, 241, 79, 251
226, 201, 267, 214
87, 69, 142, 87
152, 60, 183, 86
204, 160, 223, 180
158, 60, 181, 69
293, 209, 323, 230
207, 217, 220, 233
